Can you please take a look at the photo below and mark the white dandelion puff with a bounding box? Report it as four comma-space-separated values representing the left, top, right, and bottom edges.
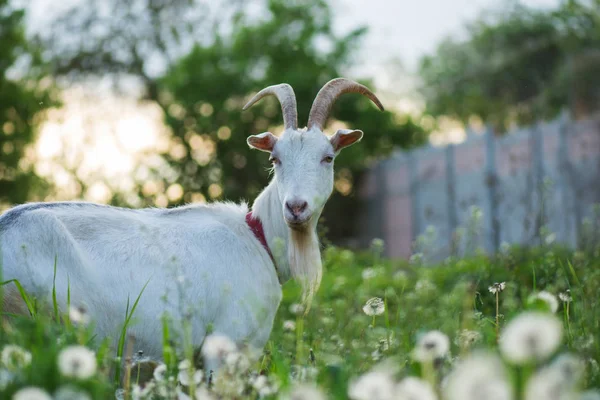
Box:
444, 351, 513, 400
68, 305, 91, 326
57, 346, 97, 379
529, 291, 559, 313
54, 385, 93, 400
282, 384, 326, 400
362, 268, 377, 280
201, 334, 237, 360
289, 303, 305, 316
153, 363, 167, 382
415, 279, 436, 293
178, 359, 192, 371
224, 351, 250, 374
348, 371, 395, 400
178, 368, 203, 387
488, 282, 506, 294
362, 297, 385, 316
550, 353, 585, 384
283, 320, 296, 331
500, 312, 562, 364
559, 290, 572, 303
1, 345, 32, 370
412, 330, 450, 363
370, 238, 385, 253
455, 329, 482, 349
250, 375, 269, 392
524, 364, 577, 400
395, 377, 437, 400
13, 387, 52, 400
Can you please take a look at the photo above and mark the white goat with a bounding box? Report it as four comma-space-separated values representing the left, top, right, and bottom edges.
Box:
0, 78, 383, 364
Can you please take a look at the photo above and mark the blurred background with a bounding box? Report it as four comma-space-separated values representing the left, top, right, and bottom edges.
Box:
1, 0, 599, 257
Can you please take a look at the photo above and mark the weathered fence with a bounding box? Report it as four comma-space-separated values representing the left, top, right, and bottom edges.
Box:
357, 112, 600, 259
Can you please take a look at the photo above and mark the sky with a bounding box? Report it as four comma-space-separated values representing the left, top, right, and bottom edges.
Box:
334, 0, 560, 73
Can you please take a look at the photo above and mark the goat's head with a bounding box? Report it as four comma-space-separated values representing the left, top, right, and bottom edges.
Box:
244, 78, 384, 230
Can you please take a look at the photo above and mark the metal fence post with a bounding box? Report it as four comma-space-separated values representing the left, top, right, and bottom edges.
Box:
408, 151, 421, 247
445, 144, 457, 252
485, 126, 500, 253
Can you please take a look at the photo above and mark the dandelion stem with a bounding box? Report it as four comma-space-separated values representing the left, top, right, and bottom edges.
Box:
495, 291, 500, 342
296, 314, 304, 364
565, 302, 572, 346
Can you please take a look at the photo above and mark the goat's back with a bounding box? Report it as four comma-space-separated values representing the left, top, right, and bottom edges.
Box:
0, 201, 282, 358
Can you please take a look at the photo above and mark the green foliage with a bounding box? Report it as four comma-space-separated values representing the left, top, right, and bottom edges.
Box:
419, 0, 600, 131
1, 244, 599, 398
0, 0, 54, 205
156, 0, 425, 240
37, 0, 425, 241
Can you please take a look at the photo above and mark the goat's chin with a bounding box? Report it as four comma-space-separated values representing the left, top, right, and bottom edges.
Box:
288, 225, 322, 312
285, 217, 312, 231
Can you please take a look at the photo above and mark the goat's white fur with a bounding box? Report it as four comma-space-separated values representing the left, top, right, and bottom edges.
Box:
0, 79, 380, 367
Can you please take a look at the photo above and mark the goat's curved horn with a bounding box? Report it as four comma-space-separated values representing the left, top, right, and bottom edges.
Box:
307, 78, 384, 130
243, 84, 298, 130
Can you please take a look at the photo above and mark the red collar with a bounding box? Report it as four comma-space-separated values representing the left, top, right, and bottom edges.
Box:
246, 212, 275, 264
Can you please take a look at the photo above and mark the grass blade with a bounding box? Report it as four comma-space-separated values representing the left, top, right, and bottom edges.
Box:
114, 278, 151, 384
1, 279, 36, 317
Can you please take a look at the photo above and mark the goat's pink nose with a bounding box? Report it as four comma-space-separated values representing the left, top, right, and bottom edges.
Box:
285, 200, 308, 218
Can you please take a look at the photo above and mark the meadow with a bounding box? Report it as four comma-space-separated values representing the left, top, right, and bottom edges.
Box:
1, 234, 600, 399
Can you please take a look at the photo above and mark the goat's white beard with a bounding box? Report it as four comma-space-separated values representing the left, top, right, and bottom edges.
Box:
288, 227, 322, 312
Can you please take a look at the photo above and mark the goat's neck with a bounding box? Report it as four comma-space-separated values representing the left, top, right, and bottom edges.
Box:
251, 179, 322, 288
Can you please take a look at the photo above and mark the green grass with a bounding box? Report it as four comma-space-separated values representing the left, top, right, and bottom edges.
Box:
0, 244, 599, 399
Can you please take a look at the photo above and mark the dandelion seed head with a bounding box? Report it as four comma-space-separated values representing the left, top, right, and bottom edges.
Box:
500, 312, 562, 364
488, 282, 506, 294
348, 371, 395, 400
57, 346, 97, 379
395, 377, 437, 400
178, 369, 203, 387
68, 305, 91, 326
1, 344, 32, 370
54, 385, 93, 400
201, 334, 237, 360
224, 351, 250, 374
370, 238, 385, 253
363, 297, 385, 316
551, 353, 585, 384
415, 279, 436, 293
524, 365, 574, 400
194, 387, 216, 400
455, 329, 482, 349
444, 351, 512, 400
529, 291, 559, 313
559, 290, 572, 303
13, 387, 52, 400
282, 384, 326, 400
362, 268, 377, 280
412, 330, 450, 363
178, 359, 192, 370
153, 363, 167, 382
283, 320, 296, 331
289, 303, 305, 315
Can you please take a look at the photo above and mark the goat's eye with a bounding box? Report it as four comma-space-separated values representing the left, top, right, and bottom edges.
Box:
269, 156, 280, 165
322, 155, 334, 164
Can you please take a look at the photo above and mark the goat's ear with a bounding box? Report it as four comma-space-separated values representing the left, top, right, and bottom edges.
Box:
247, 132, 277, 152
329, 129, 364, 152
